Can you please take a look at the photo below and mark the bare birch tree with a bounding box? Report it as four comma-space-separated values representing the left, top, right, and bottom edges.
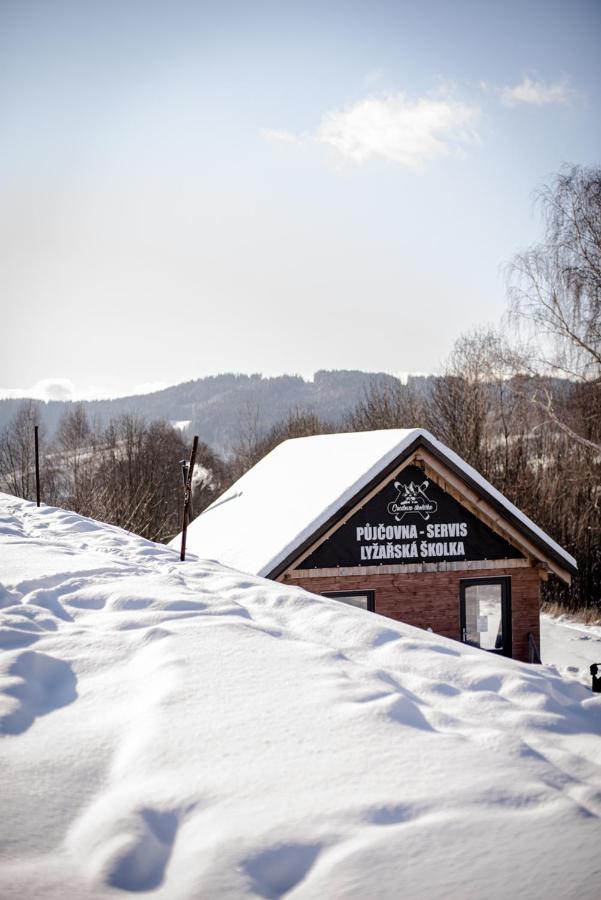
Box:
507, 164, 601, 451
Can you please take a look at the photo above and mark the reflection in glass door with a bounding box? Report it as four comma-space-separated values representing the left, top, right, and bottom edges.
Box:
460, 578, 512, 657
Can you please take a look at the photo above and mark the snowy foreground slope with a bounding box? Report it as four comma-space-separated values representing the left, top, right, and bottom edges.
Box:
0, 495, 600, 900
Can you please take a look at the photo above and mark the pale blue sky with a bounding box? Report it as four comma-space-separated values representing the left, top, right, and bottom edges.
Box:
1, 0, 600, 399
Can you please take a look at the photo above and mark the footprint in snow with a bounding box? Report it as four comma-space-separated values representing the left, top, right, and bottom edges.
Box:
369, 803, 421, 826
106, 807, 181, 892
0, 650, 77, 735
243, 842, 322, 899
70, 798, 196, 893
0, 626, 40, 650
0, 582, 23, 609
384, 694, 435, 731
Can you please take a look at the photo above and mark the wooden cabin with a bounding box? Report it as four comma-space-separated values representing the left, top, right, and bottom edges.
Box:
178, 429, 576, 662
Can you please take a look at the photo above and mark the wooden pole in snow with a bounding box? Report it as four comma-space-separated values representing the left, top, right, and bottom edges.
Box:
34, 424, 41, 507
180, 435, 199, 561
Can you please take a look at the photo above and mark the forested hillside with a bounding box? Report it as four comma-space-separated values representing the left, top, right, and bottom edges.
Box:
0, 371, 430, 455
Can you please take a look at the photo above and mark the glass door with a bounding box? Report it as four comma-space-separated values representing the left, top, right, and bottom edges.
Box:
460, 578, 512, 657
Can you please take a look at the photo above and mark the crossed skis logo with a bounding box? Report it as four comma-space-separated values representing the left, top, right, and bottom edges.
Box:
387, 479, 438, 521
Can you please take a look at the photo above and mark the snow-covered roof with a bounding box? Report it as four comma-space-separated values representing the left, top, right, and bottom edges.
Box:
176, 428, 577, 577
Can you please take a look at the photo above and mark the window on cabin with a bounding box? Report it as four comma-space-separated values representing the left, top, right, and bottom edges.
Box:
321, 590, 375, 612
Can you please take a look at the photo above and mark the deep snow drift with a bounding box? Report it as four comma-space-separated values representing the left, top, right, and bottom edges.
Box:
0, 495, 600, 899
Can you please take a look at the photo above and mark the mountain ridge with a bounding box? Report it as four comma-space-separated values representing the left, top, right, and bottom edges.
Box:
0, 370, 433, 454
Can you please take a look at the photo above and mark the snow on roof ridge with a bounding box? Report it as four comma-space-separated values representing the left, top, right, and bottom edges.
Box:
254, 427, 575, 575
203, 428, 421, 512
184, 427, 575, 577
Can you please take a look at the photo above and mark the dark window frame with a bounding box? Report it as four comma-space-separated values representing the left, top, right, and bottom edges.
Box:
459, 576, 512, 658
322, 590, 375, 612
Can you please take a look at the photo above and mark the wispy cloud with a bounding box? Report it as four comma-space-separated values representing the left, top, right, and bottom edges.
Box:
499, 76, 573, 107
263, 92, 480, 169
261, 128, 306, 148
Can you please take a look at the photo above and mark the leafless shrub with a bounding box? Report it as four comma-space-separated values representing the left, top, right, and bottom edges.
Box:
225, 408, 337, 485
0, 404, 228, 543
349, 379, 425, 432
0, 400, 58, 501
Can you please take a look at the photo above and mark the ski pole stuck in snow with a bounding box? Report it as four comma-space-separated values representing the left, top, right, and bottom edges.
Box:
179, 434, 199, 561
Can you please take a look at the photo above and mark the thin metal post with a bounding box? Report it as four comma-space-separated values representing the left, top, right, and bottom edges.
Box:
34, 424, 41, 507
180, 435, 199, 561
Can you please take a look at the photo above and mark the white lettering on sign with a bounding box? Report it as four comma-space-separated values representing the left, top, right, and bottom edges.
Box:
426, 522, 468, 538
357, 524, 418, 542
360, 542, 419, 561
355, 521, 469, 562
419, 540, 465, 558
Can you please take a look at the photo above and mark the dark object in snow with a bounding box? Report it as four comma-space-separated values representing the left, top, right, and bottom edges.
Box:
34, 424, 41, 507
590, 663, 601, 693
180, 435, 199, 561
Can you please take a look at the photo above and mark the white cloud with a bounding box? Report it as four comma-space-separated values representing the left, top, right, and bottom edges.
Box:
0, 379, 76, 401
499, 76, 573, 107
263, 92, 480, 169
260, 128, 306, 148
316, 94, 479, 167
0, 380, 168, 402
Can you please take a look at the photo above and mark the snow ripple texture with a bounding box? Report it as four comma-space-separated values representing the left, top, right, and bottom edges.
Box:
0, 494, 600, 899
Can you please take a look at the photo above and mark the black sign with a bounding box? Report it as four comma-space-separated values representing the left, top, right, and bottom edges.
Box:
301, 465, 523, 569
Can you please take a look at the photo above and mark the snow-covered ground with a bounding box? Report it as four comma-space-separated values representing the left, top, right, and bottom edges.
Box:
0, 495, 600, 899
541, 613, 601, 685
